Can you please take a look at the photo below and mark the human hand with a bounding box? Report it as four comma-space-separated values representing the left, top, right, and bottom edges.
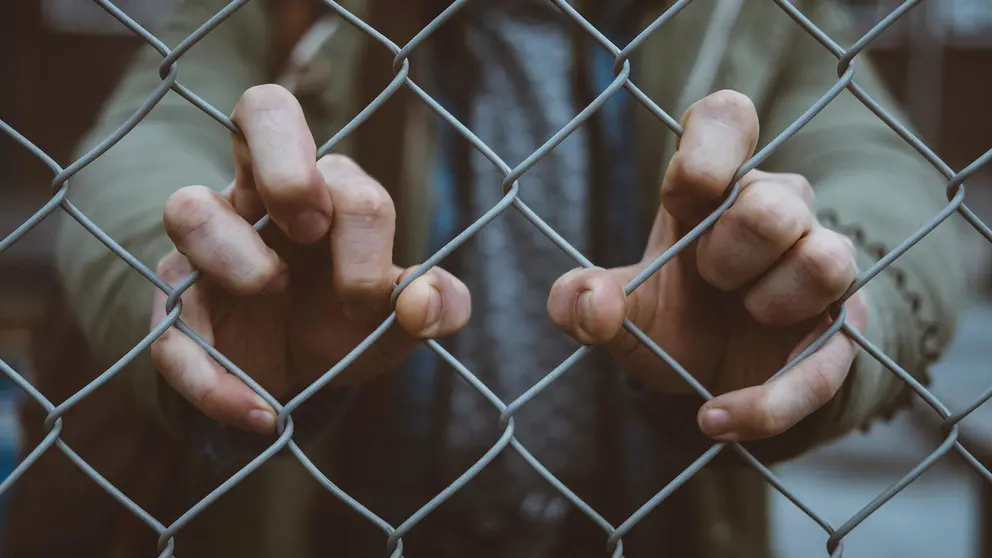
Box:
150, 84, 471, 435
547, 90, 867, 442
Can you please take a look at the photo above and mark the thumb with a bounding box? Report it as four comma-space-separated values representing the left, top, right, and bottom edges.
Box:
394, 265, 472, 339
546, 266, 633, 345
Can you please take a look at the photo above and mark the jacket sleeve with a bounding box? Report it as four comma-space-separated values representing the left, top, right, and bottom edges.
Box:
750, 0, 964, 462
55, 0, 275, 441
631, 0, 965, 464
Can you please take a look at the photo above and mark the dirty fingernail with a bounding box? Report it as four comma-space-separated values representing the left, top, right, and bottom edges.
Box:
247, 409, 277, 434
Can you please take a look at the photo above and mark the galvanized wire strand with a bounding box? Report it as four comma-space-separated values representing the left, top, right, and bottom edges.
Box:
772, 0, 846, 59
765, 3, 992, 550
288, 441, 399, 536
398, 57, 862, 543
422, 338, 623, 551
480, 7, 860, 453
44, 308, 179, 428
0, 121, 66, 252
841, 0, 924, 71
386, 420, 518, 555
0, 358, 60, 497
843, 188, 964, 299
1, 0, 990, 556
158, 423, 296, 550
825, 426, 960, 555
0, 123, 65, 492
618, 317, 844, 549
607, 443, 724, 554
1, 111, 188, 550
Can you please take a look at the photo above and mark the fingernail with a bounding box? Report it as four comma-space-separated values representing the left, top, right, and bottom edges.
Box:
579, 290, 595, 325
699, 407, 733, 437
425, 286, 442, 331
290, 210, 330, 244
572, 291, 599, 342
247, 409, 276, 435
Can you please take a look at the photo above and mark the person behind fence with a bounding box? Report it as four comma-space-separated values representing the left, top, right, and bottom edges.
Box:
2, 0, 964, 557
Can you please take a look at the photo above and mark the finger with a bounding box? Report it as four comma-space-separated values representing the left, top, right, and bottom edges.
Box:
298, 264, 471, 387
151, 250, 213, 339
697, 292, 869, 441
695, 173, 814, 291
547, 267, 627, 345
318, 154, 398, 308
150, 252, 276, 434
163, 185, 289, 296
231, 84, 333, 244
661, 90, 760, 226
395, 265, 472, 338
743, 224, 857, 326
743, 170, 816, 210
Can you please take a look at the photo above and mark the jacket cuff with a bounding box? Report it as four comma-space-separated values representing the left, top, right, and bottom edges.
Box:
817, 209, 938, 426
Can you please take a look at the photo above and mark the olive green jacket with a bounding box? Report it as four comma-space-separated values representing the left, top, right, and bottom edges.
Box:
50, 0, 962, 556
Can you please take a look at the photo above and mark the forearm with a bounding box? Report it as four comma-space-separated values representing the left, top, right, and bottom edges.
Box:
56, 119, 236, 438
55, 0, 272, 437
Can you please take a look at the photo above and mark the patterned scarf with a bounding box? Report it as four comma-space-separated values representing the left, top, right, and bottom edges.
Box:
420, 1, 641, 555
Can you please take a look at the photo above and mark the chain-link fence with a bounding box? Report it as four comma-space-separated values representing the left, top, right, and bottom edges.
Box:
2, 0, 992, 556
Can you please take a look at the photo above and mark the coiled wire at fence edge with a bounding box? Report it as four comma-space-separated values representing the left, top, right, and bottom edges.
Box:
2, 0, 992, 556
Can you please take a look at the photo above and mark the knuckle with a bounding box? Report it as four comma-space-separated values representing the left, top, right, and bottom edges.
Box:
336, 181, 395, 220
235, 256, 281, 294
757, 394, 789, 436
743, 293, 785, 326
783, 173, 814, 199
698, 261, 736, 292
800, 233, 856, 295
237, 84, 296, 114
196, 385, 225, 418
317, 153, 363, 175
673, 151, 733, 196
801, 364, 840, 409
163, 186, 216, 242
264, 165, 323, 200
696, 89, 757, 125
336, 273, 392, 300
735, 189, 809, 245
695, 238, 737, 291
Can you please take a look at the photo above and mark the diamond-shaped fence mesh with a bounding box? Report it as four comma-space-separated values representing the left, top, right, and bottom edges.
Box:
2, 0, 992, 556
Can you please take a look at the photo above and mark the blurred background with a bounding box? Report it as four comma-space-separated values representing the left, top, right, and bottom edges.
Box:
1, 0, 991, 556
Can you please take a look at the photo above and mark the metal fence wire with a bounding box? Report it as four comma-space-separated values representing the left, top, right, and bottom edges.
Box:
2, 0, 992, 556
